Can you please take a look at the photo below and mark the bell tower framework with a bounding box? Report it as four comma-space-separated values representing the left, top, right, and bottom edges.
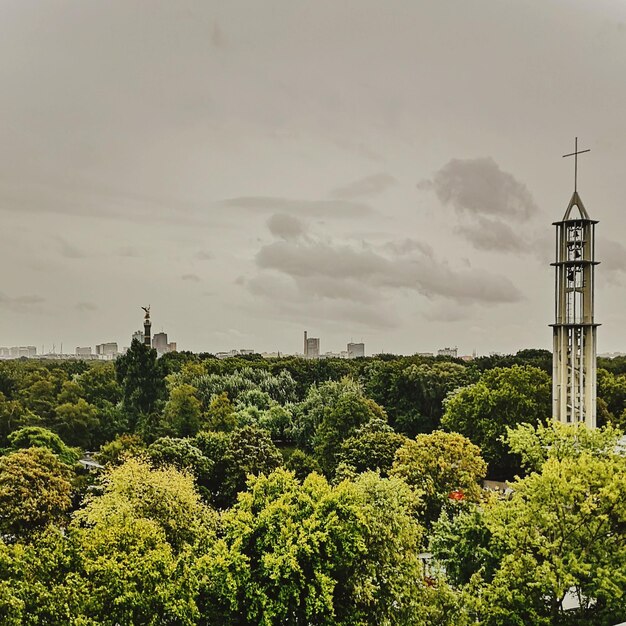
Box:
551, 138, 599, 428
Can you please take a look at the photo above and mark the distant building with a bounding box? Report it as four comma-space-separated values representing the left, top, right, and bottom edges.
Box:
96, 342, 118, 359
437, 347, 458, 358
75, 347, 92, 357
347, 342, 365, 359
303, 331, 320, 359
416, 352, 434, 357
167, 342, 177, 353
215, 348, 253, 359
152, 332, 168, 355
0, 346, 36, 358
132, 330, 144, 344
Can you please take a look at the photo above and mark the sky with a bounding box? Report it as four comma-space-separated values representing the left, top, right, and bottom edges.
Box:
1, 0, 625, 356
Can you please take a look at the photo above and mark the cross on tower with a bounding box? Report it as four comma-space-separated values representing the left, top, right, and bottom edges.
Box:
563, 137, 590, 193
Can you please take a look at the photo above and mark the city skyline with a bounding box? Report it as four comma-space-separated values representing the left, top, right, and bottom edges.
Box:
1, 2, 626, 355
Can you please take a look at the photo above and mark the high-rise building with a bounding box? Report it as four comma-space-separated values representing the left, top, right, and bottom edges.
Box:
75, 347, 92, 357
96, 342, 118, 359
152, 332, 169, 355
132, 330, 144, 344
551, 139, 598, 428
303, 331, 320, 359
347, 342, 365, 358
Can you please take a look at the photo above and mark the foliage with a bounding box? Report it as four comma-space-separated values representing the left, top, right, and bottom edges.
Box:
95, 433, 145, 466
115, 338, 165, 422
476, 446, 626, 626
441, 365, 551, 478
337, 418, 407, 477
198, 468, 454, 626
162, 383, 203, 437
5, 426, 80, 465
391, 431, 487, 526
505, 421, 625, 472
0, 448, 73, 539
205, 392, 237, 432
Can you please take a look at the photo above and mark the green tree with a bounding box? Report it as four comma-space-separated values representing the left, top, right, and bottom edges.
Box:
0, 448, 73, 539
6, 427, 79, 465
477, 441, 626, 626
53, 398, 100, 449
162, 383, 203, 437
76, 362, 122, 406
391, 431, 487, 526
0, 393, 41, 447
337, 418, 407, 477
115, 338, 165, 425
205, 392, 237, 432
198, 469, 458, 626
441, 365, 551, 478
220, 425, 283, 507
95, 433, 145, 466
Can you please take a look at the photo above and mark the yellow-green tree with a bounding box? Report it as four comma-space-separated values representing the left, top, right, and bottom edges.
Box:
0, 447, 73, 539
391, 431, 487, 525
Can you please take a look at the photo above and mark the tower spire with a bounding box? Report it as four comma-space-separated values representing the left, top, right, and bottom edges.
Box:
551, 139, 599, 428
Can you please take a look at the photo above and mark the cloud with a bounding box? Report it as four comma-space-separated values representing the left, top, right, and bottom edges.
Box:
267, 213, 306, 241
255, 238, 522, 306
195, 251, 214, 260
421, 157, 538, 220
218, 196, 373, 218
596, 237, 626, 284
455, 216, 527, 252
182, 273, 201, 282
0, 292, 45, 313
331, 173, 397, 199
58, 237, 89, 259
75, 301, 98, 312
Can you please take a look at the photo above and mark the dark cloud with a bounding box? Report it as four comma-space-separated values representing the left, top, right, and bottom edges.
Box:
75, 301, 98, 312
255, 237, 522, 306
455, 217, 527, 252
0, 293, 45, 313
267, 213, 306, 241
218, 197, 373, 218
182, 273, 201, 282
331, 173, 397, 199
422, 157, 538, 220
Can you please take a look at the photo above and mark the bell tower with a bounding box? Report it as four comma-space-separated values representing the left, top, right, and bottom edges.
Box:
551, 138, 599, 427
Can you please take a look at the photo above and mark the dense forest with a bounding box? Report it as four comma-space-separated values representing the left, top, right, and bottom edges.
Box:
1, 343, 625, 625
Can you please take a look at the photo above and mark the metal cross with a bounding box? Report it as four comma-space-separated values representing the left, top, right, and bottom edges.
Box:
563, 137, 590, 193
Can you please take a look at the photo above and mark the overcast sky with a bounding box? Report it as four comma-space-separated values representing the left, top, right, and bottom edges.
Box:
1, 0, 625, 355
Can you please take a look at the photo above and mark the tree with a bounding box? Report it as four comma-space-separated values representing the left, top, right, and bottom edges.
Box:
476, 442, 626, 626
198, 469, 460, 626
205, 392, 237, 432
53, 398, 100, 449
441, 365, 551, 479
0, 393, 41, 447
6, 426, 79, 465
285, 448, 322, 481
220, 425, 283, 507
430, 503, 502, 587
391, 431, 487, 526
95, 433, 145, 466
115, 338, 165, 424
76, 457, 215, 553
0, 448, 73, 539
162, 383, 203, 437
75, 362, 122, 406
337, 418, 407, 477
